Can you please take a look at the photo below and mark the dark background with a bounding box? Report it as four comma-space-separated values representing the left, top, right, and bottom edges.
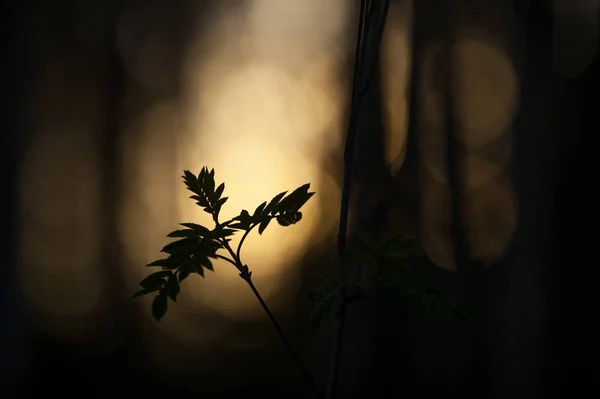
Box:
2, 0, 598, 398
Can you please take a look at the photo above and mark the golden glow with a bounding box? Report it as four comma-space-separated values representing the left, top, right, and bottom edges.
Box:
113, 0, 349, 357
117, 103, 240, 346
246, 0, 350, 61
176, 0, 348, 321
176, 134, 337, 320
18, 1, 527, 359
380, 0, 413, 174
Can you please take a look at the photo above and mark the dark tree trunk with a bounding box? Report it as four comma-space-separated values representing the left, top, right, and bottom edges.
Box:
0, 1, 31, 397
500, 0, 558, 396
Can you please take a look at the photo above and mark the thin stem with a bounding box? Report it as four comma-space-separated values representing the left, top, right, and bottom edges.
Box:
325, 1, 390, 398
214, 216, 243, 271
219, 239, 241, 271
236, 224, 257, 262
325, 1, 369, 398
242, 276, 323, 399
215, 223, 321, 398
357, 1, 391, 103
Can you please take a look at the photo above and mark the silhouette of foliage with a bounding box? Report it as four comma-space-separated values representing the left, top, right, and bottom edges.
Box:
133, 165, 471, 397
309, 235, 473, 328
133, 167, 314, 322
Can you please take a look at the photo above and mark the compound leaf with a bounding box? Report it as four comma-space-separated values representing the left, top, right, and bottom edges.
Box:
133, 286, 160, 298
264, 191, 287, 216
167, 229, 197, 238
252, 201, 267, 220
140, 270, 172, 289
166, 274, 180, 302
258, 217, 272, 235
212, 183, 225, 203
180, 223, 211, 236
146, 257, 178, 268
152, 293, 168, 322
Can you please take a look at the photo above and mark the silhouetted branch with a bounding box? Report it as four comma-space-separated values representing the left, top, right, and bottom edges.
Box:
240, 271, 323, 399
326, 1, 391, 398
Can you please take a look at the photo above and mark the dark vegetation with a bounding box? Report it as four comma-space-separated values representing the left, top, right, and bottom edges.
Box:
1, 0, 599, 398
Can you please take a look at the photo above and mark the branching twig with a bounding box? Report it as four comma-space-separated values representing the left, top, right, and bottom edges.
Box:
140, 170, 319, 394
220, 237, 323, 399
236, 225, 256, 262
239, 270, 323, 399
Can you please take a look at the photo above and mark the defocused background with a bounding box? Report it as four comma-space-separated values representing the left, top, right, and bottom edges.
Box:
1, 0, 598, 398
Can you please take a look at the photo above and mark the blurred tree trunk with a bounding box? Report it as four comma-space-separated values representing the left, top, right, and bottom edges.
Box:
98, 0, 131, 345
0, 0, 30, 396
554, 3, 600, 391
435, 0, 489, 394
499, 0, 557, 396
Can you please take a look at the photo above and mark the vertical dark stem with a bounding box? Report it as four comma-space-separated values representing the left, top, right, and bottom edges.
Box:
0, 1, 29, 395
325, 1, 371, 398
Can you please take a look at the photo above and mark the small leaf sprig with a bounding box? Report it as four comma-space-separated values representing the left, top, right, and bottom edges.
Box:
308, 234, 473, 328
133, 167, 321, 398
134, 167, 314, 321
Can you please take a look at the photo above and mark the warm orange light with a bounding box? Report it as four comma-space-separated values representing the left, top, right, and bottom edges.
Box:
381, 0, 413, 173
114, 0, 349, 359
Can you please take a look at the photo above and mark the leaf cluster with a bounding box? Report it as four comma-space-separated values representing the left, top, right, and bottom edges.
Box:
133, 167, 315, 322
226, 183, 314, 234
309, 235, 473, 327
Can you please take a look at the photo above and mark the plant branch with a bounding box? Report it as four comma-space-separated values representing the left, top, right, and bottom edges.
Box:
142, 173, 319, 392
215, 221, 321, 398
236, 224, 257, 263
357, 0, 391, 103
325, 1, 390, 398
240, 272, 323, 399
325, 0, 369, 397
217, 238, 241, 270
214, 215, 242, 271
